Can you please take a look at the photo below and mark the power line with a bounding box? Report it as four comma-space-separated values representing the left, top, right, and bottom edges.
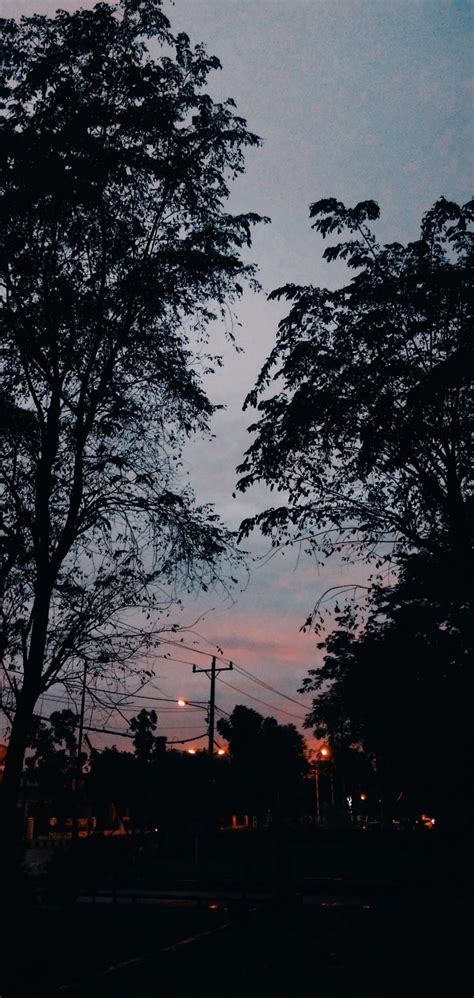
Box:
32, 712, 208, 747
156, 639, 312, 713
192, 657, 233, 756
215, 675, 308, 722
44, 669, 309, 725
232, 664, 312, 710
41, 687, 206, 709
84, 726, 208, 746
67, 686, 195, 705
156, 637, 233, 666
35, 634, 312, 730
83, 616, 311, 716
155, 653, 198, 668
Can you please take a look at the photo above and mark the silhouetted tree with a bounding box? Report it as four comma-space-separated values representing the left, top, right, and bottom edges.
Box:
87, 742, 229, 836
129, 708, 166, 763
217, 704, 308, 821
24, 709, 81, 827
26, 709, 79, 789
87, 745, 137, 833
238, 198, 473, 598
239, 197, 472, 826
0, 0, 263, 850
300, 551, 474, 824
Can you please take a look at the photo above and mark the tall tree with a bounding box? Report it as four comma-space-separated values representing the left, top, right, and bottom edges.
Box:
217, 704, 308, 821
26, 709, 79, 787
129, 708, 166, 762
300, 551, 474, 824
239, 197, 473, 826
0, 0, 263, 850
238, 197, 473, 583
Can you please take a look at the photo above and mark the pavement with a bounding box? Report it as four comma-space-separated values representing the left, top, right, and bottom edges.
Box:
3, 874, 467, 998
52, 887, 471, 998
3, 832, 472, 997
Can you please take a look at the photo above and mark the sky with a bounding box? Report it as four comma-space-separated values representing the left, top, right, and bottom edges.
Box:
4, 0, 473, 751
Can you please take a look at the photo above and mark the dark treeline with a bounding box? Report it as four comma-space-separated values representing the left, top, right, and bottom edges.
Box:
22, 700, 442, 840
239, 197, 473, 831
300, 550, 473, 827
23, 705, 311, 838
0, 0, 264, 858
1, 0, 472, 863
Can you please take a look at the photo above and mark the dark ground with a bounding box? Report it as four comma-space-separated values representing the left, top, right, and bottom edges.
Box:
2, 827, 472, 998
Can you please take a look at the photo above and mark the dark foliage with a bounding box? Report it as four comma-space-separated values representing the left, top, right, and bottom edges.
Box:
238, 196, 473, 825
238, 197, 473, 577
0, 0, 265, 847
217, 704, 308, 821
300, 551, 474, 824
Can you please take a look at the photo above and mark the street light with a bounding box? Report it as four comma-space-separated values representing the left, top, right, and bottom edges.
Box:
311, 745, 332, 822
178, 699, 228, 758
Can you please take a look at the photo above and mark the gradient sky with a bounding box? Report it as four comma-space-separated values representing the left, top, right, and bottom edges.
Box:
5, 0, 473, 750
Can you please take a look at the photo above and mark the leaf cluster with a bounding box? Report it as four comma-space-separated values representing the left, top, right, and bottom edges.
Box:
0, 0, 264, 704
238, 197, 474, 570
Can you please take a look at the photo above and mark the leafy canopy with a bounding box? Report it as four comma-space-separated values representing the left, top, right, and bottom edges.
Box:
0, 0, 265, 708
238, 197, 473, 570
300, 549, 474, 819
217, 704, 308, 817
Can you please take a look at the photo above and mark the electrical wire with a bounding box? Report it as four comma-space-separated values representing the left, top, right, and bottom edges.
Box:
232, 664, 312, 710
155, 651, 311, 715
155, 640, 312, 712
215, 675, 309, 721
35, 672, 307, 728
81, 724, 208, 746
28, 632, 312, 739
31, 712, 208, 746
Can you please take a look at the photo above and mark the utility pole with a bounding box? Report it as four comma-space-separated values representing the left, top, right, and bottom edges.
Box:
315, 762, 320, 822
72, 658, 87, 839
77, 658, 88, 773
192, 656, 233, 755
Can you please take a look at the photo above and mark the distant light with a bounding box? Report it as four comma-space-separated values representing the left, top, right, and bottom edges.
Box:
209, 903, 218, 910
420, 813, 435, 829
320, 746, 330, 758
188, 749, 196, 755
217, 749, 225, 756
360, 793, 367, 801
177, 699, 186, 707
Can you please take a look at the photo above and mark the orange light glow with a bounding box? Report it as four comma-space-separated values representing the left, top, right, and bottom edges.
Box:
360, 793, 367, 801
420, 813, 435, 829
209, 903, 218, 910
320, 746, 330, 758
217, 749, 225, 756
177, 699, 186, 707
187, 749, 196, 755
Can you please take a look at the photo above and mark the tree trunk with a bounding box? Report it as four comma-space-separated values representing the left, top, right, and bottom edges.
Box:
1, 579, 54, 865
0, 694, 36, 866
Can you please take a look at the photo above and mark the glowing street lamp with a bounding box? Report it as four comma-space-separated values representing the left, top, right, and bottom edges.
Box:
177, 699, 187, 707
312, 745, 332, 822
